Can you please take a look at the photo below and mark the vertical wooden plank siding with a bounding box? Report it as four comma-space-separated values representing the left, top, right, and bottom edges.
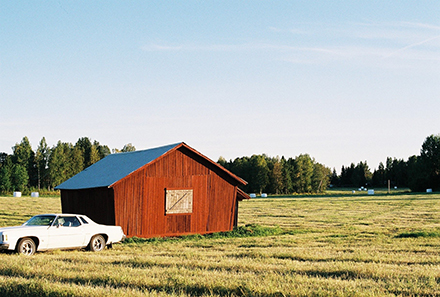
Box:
111, 147, 241, 238
192, 175, 209, 232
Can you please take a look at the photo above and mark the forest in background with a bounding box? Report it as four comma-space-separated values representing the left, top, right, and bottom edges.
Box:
331, 134, 440, 192
0, 137, 135, 194
219, 134, 440, 194
0, 135, 439, 195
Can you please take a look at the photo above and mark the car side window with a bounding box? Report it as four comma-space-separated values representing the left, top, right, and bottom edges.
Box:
55, 216, 81, 227
80, 217, 89, 224
67, 217, 81, 227
54, 217, 65, 226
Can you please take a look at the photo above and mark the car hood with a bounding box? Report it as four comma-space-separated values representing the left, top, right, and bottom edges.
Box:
0, 225, 49, 232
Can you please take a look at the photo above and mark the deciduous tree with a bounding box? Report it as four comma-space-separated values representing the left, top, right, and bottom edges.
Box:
12, 136, 34, 189
121, 143, 136, 152
293, 154, 313, 193
12, 164, 28, 192
35, 137, 50, 190
248, 155, 269, 194
312, 162, 331, 193
48, 141, 71, 189
420, 134, 440, 190
0, 156, 12, 193
268, 157, 283, 194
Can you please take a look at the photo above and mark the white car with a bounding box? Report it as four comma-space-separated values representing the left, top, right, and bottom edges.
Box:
0, 214, 126, 255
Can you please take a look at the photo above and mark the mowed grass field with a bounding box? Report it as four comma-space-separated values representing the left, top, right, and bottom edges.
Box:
0, 192, 440, 296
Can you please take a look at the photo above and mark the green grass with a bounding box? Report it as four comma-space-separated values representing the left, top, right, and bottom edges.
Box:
0, 196, 61, 227
125, 224, 287, 245
267, 187, 412, 198
0, 193, 440, 296
395, 231, 440, 238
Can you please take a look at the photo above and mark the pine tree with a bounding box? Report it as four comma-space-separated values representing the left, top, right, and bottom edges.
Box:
35, 137, 50, 190
0, 156, 12, 193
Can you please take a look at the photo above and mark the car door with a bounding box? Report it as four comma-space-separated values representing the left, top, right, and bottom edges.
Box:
47, 216, 87, 249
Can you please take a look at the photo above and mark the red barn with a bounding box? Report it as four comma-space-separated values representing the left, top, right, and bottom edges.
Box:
56, 142, 249, 238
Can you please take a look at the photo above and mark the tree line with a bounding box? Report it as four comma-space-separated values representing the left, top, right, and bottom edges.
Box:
1, 134, 439, 195
330, 134, 440, 192
219, 134, 440, 194
0, 136, 135, 194
218, 154, 331, 194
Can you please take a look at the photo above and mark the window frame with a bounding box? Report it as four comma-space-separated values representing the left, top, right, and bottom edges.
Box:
165, 188, 193, 215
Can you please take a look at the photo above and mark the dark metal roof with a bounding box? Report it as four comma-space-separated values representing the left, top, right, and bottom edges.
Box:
55, 143, 181, 190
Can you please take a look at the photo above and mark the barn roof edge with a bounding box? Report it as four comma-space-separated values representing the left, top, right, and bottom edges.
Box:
55, 142, 247, 190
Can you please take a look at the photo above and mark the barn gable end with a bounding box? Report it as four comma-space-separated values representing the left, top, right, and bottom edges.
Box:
56, 142, 249, 238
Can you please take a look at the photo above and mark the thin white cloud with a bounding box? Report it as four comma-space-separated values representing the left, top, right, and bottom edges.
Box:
141, 20, 440, 69
398, 21, 440, 31
283, 20, 440, 44
268, 26, 282, 32
142, 42, 341, 54
141, 40, 440, 68
269, 26, 310, 35
277, 20, 440, 66
383, 34, 440, 58
142, 43, 244, 52
142, 44, 184, 51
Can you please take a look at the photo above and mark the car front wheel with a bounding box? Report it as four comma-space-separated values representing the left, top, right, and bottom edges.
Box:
16, 238, 36, 256
89, 235, 105, 252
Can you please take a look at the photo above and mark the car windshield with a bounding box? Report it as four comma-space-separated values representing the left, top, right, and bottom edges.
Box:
23, 215, 56, 226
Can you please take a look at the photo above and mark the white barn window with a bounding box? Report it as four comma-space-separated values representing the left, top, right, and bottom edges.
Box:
166, 189, 193, 214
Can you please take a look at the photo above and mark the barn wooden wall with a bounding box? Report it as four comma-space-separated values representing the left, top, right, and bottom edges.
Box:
112, 147, 238, 238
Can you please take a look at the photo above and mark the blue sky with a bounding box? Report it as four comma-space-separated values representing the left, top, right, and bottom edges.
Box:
1, 1, 439, 171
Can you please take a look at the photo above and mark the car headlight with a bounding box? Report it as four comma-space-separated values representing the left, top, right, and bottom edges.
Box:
1, 234, 7, 242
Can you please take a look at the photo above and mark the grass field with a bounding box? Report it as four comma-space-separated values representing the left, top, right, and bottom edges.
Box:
0, 192, 439, 296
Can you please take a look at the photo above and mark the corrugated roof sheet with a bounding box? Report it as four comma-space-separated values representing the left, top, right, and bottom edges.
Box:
55, 143, 181, 190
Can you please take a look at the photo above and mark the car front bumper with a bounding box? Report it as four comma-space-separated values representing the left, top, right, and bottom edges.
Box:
0, 243, 10, 250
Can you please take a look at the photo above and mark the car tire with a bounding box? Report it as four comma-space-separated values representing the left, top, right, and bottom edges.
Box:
89, 235, 105, 252
16, 238, 36, 256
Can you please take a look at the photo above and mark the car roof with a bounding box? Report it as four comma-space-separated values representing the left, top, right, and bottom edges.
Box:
34, 214, 86, 217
